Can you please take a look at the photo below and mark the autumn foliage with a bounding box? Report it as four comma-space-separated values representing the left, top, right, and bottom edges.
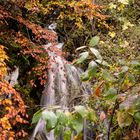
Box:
0, 1, 106, 139
0, 45, 28, 139
0, 82, 28, 139
0, 45, 8, 80
0, 0, 136, 140
0, 0, 106, 87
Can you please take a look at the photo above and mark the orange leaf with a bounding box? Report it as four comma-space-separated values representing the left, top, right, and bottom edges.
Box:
93, 81, 105, 97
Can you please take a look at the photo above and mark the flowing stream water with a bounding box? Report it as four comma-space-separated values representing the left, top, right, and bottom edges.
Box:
31, 42, 92, 140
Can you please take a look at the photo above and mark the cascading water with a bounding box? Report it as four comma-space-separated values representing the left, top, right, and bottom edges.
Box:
31, 32, 92, 140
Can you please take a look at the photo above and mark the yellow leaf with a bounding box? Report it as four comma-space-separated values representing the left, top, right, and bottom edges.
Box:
108, 31, 116, 38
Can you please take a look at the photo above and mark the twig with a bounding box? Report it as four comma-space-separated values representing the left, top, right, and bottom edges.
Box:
107, 100, 118, 140
121, 82, 139, 94
83, 119, 87, 140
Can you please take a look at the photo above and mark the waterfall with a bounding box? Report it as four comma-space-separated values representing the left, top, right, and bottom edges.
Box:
31, 40, 92, 140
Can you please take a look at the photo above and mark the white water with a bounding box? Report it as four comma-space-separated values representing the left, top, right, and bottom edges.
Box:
31, 42, 91, 140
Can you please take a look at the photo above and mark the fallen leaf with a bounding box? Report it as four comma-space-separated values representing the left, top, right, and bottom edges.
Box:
100, 111, 106, 121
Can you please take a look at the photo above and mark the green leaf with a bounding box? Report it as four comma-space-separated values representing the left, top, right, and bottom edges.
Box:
56, 110, 68, 125
117, 111, 133, 128
102, 69, 116, 82
87, 108, 97, 122
133, 96, 140, 111
87, 61, 98, 77
81, 61, 97, 81
0, 38, 4, 43
118, 71, 126, 79
104, 87, 117, 100
75, 106, 87, 118
90, 48, 102, 61
71, 115, 84, 134
31, 109, 42, 124
89, 36, 100, 47
12, 43, 21, 49
64, 130, 71, 140
134, 112, 140, 124
127, 108, 136, 116
81, 70, 90, 81
127, 73, 135, 83
74, 52, 89, 65
42, 110, 58, 131
95, 59, 109, 67
54, 125, 63, 137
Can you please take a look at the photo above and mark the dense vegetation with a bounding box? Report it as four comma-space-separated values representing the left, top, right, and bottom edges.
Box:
0, 0, 140, 140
